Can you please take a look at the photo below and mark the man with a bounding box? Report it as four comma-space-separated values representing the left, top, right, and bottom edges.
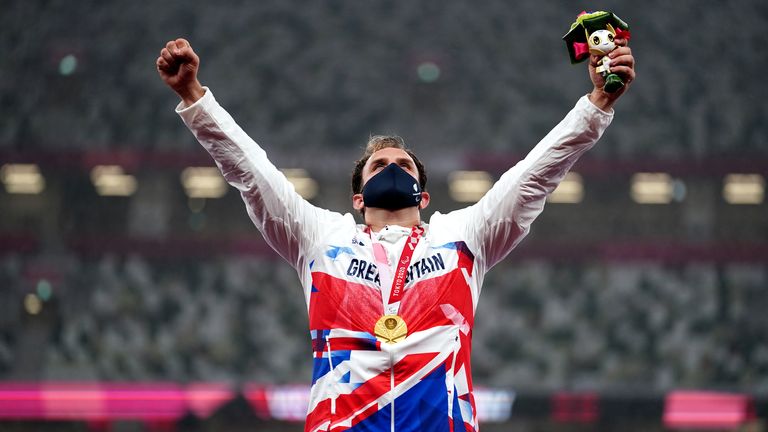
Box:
157, 35, 634, 431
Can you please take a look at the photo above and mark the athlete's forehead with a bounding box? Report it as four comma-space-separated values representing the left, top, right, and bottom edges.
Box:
365, 148, 415, 168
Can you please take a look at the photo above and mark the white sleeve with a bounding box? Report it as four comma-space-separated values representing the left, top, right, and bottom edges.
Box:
441, 95, 614, 271
176, 88, 343, 269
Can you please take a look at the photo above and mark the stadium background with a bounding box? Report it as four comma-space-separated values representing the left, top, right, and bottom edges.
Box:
1, 0, 767, 430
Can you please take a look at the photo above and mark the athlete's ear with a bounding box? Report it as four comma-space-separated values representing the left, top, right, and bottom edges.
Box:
418, 192, 430, 210
352, 193, 364, 211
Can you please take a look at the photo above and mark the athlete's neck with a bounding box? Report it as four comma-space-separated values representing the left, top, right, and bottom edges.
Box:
365, 207, 420, 233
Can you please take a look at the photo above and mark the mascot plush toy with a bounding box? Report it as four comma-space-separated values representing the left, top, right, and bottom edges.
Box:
563, 11, 631, 93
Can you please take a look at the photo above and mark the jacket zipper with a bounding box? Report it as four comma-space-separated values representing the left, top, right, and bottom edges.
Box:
390, 348, 395, 432
325, 334, 336, 416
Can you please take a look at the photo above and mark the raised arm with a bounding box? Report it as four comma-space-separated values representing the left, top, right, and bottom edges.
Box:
157, 39, 343, 268
440, 38, 635, 271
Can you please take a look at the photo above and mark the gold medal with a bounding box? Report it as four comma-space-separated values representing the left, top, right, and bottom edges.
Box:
374, 314, 408, 344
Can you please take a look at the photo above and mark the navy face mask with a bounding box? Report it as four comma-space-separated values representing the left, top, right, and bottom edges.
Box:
362, 163, 422, 210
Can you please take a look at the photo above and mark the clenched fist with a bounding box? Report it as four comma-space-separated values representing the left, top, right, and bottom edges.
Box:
156, 38, 204, 106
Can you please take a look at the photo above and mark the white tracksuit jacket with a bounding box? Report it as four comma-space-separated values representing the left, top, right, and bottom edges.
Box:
177, 88, 613, 431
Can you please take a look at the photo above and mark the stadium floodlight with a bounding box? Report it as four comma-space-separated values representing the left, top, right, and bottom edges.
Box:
280, 168, 318, 200
24, 293, 42, 315
448, 170, 493, 203
90, 165, 137, 197
631, 172, 675, 204
181, 167, 228, 199
548, 172, 584, 203
0, 163, 45, 194
723, 174, 764, 204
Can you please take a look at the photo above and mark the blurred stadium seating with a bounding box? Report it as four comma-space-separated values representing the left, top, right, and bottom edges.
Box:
2, 253, 767, 391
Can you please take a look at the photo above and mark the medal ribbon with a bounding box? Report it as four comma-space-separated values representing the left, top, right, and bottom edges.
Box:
370, 225, 424, 316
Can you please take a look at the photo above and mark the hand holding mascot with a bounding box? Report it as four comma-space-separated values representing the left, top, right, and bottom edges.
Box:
564, 11, 631, 93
